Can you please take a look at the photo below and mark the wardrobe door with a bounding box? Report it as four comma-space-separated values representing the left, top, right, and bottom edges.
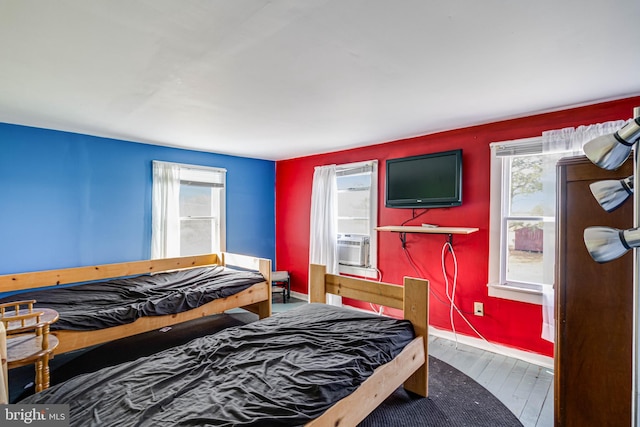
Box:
555, 155, 633, 427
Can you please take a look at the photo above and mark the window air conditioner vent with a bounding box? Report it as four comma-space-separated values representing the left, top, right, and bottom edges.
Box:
337, 234, 370, 267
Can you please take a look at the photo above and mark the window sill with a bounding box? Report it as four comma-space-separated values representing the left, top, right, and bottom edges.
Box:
338, 265, 379, 280
487, 282, 543, 305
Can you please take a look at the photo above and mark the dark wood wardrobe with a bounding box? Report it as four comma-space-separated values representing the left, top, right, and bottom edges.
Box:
555, 155, 633, 426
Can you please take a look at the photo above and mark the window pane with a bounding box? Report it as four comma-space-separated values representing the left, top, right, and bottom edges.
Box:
506, 220, 548, 284
509, 153, 565, 217
338, 218, 370, 235
180, 184, 212, 217
337, 171, 371, 237
180, 218, 213, 255
337, 190, 370, 219
337, 174, 370, 191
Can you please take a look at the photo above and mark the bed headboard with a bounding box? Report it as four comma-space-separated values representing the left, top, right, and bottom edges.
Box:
309, 264, 428, 321
220, 252, 271, 283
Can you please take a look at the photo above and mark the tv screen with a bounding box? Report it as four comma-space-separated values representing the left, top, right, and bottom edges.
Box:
385, 149, 462, 208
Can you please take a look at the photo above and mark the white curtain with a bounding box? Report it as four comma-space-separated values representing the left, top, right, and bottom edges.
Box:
151, 161, 180, 259
309, 164, 341, 306
541, 120, 627, 154
539, 119, 627, 342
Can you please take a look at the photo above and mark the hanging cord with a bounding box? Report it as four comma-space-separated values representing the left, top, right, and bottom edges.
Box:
369, 268, 385, 315
401, 208, 429, 226
442, 240, 459, 346
441, 241, 495, 350
400, 208, 430, 248
402, 245, 460, 309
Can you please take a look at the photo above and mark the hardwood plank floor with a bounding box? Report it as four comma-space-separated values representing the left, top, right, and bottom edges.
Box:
429, 336, 554, 427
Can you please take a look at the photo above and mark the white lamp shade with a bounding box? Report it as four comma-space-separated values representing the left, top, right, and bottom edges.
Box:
584, 226, 640, 263
583, 118, 640, 170
589, 175, 634, 212
583, 134, 633, 171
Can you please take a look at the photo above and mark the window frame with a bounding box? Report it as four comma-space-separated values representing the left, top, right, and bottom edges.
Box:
488, 137, 549, 305
178, 171, 226, 256
152, 161, 226, 258
335, 160, 378, 279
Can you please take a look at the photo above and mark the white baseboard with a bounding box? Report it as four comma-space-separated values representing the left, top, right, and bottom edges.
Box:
429, 325, 554, 369
290, 290, 308, 301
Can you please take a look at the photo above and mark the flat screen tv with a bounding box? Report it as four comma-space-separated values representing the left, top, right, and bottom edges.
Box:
385, 149, 462, 208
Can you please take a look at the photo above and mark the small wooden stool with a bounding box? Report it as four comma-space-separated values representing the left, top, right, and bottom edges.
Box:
0, 300, 59, 392
0, 322, 7, 404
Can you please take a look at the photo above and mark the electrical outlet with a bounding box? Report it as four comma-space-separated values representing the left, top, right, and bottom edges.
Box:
474, 302, 484, 316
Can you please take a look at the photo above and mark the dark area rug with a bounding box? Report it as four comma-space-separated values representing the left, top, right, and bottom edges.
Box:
361, 356, 523, 426
10, 313, 522, 427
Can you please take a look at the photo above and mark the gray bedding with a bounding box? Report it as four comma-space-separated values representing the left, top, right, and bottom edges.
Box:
21, 304, 415, 426
0, 266, 265, 331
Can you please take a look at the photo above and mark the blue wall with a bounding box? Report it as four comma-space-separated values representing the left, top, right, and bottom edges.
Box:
0, 123, 276, 274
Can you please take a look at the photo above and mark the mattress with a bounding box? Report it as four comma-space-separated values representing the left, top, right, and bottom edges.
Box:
21, 303, 415, 426
0, 266, 265, 331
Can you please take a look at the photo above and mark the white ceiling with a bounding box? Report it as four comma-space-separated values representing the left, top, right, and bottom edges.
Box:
1, 0, 639, 161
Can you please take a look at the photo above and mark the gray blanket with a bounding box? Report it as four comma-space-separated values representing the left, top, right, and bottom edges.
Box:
0, 266, 264, 330
21, 304, 415, 426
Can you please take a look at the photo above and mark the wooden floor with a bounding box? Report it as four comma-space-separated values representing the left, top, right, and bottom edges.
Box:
428, 335, 553, 427
279, 296, 554, 427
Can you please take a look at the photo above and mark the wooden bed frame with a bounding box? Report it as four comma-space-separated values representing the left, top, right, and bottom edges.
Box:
0, 252, 272, 355
0, 261, 427, 421
307, 263, 429, 427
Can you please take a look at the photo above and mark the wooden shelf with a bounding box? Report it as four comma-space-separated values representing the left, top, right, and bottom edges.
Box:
375, 225, 479, 234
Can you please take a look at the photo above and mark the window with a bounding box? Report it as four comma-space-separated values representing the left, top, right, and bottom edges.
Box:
336, 160, 378, 278
179, 168, 225, 256
152, 161, 226, 259
489, 120, 625, 304
488, 138, 569, 304
488, 121, 628, 304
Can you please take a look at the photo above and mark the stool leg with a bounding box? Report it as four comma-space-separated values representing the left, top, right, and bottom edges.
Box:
34, 359, 43, 393
42, 353, 51, 390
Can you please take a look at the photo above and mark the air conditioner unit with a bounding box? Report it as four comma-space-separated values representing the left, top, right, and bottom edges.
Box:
337, 234, 370, 267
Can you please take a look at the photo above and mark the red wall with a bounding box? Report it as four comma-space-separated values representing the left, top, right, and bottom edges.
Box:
275, 96, 640, 357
